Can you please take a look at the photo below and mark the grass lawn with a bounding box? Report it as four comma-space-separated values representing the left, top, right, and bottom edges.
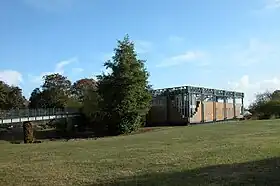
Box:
1, 120, 280, 186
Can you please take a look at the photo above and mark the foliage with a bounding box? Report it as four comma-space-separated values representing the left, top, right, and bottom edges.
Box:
2, 35, 153, 137
81, 90, 101, 121
271, 90, 280, 101
29, 76, 98, 110
65, 98, 82, 109
52, 119, 67, 132
70, 78, 101, 131
42, 73, 72, 108
29, 74, 72, 108
97, 35, 152, 135
249, 90, 280, 119
71, 78, 97, 103
29, 88, 45, 108
0, 81, 26, 110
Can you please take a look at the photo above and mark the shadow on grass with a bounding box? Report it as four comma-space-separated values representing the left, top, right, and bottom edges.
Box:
90, 157, 280, 186
145, 119, 241, 128
0, 128, 97, 143
0, 127, 160, 144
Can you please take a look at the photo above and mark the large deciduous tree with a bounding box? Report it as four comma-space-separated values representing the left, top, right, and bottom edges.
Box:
42, 73, 71, 108
0, 81, 26, 110
71, 78, 97, 103
29, 73, 72, 108
72, 78, 99, 117
97, 35, 152, 135
29, 88, 45, 108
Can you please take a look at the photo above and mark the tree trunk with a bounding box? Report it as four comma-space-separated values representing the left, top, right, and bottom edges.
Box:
23, 121, 33, 143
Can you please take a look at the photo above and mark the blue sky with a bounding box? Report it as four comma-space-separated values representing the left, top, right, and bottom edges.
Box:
0, 0, 280, 106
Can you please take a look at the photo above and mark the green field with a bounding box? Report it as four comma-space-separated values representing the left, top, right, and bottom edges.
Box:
1, 120, 280, 185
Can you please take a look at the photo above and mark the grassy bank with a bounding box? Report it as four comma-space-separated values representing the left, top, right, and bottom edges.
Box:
1, 120, 280, 185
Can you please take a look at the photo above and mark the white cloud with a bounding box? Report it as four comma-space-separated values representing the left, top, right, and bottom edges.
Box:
170, 51, 203, 61
219, 38, 280, 106
250, 0, 280, 15
168, 36, 184, 43
197, 61, 210, 67
134, 40, 153, 54
220, 37, 280, 107
28, 57, 78, 84
55, 57, 78, 74
228, 75, 280, 107
156, 51, 205, 67
229, 39, 275, 67
0, 70, 23, 86
265, 0, 280, 9
24, 0, 75, 12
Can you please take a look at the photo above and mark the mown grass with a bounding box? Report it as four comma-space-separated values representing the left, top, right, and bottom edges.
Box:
1, 120, 280, 185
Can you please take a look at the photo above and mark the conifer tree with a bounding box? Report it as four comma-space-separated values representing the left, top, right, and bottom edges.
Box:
97, 35, 152, 135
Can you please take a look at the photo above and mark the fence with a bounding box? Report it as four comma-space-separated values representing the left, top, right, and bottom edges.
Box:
0, 108, 80, 120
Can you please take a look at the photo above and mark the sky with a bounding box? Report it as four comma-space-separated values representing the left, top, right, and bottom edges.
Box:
1, 0, 280, 107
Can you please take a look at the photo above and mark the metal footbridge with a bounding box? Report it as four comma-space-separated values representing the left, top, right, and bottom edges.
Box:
0, 108, 80, 124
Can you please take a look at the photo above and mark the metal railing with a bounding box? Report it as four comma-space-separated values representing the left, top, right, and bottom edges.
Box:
0, 108, 80, 120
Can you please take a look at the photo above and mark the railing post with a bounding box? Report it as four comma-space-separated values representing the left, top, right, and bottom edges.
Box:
241, 96, 244, 115
213, 92, 216, 122
186, 93, 190, 125
166, 89, 170, 124
201, 89, 205, 123
223, 91, 227, 120
233, 93, 236, 119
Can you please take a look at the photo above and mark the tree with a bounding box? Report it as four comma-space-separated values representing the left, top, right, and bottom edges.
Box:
249, 91, 271, 114
29, 88, 45, 108
249, 90, 280, 119
0, 81, 26, 110
97, 35, 152, 135
41, 73, 72, 108
7, 86, 26, 109
69, 78, 101, 132
71, 78, 97, 103
271, 90, 280, 101
81, 88, 102, 130
28, 74, 72, 108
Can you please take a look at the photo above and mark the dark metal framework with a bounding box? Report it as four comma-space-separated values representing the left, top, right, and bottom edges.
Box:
150, 85, 244, 124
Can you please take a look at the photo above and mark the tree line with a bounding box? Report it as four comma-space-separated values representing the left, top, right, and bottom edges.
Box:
1, 35, 152, 135
2, 35, 278, 135
248, 90, 280, 120
0, 81, 27, 110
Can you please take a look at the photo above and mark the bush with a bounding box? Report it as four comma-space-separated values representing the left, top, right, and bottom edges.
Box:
53, 119, 67, 131
249, 91, 280, 120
